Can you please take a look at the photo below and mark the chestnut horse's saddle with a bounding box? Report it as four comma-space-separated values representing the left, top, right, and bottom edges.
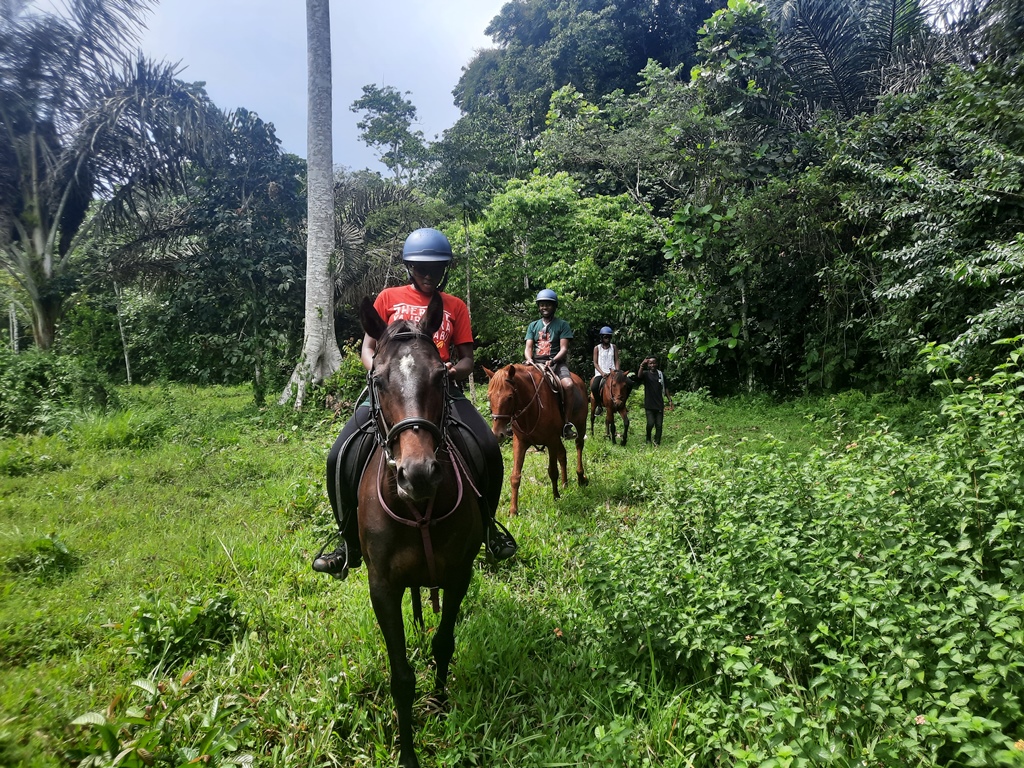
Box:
530, 361, 563, 393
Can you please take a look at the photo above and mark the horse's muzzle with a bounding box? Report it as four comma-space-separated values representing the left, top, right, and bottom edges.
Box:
395, 457, 442, 501
493, 423, 512, 444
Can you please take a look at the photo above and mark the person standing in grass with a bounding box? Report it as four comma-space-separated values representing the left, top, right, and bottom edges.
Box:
634, 356, 673, 446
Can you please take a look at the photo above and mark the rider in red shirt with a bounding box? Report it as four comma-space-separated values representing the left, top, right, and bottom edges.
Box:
313, 228, 516, 579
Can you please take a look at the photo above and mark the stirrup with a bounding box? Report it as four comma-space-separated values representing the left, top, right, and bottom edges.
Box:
312, 538, 352, 580
562, 423, 578, 440
486, 520, 517, 561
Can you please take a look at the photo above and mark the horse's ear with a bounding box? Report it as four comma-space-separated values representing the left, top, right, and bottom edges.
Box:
504, 363, 516, 380
419, 292, 444, 338
360, 297, 388, 340
483, 366, 495, 380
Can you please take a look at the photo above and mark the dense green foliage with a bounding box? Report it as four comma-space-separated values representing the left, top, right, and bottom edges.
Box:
0, 0, 217, 350
587, 340, 1024, 763
0, 347, 117, 435
6, 0, 1023, 403
458, 2, 1024, 395
461, 172, 665, 368
3, 2, 1023, 765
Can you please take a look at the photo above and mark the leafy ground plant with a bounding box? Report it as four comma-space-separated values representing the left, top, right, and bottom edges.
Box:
124, 593, 248, 673
68, 671, 252, 767
585, 339, 1024, 765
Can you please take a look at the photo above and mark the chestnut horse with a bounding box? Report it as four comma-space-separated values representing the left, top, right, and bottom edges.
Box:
356, 293, 482, 768
590, 370, 635, 446
484, 363, 588, 516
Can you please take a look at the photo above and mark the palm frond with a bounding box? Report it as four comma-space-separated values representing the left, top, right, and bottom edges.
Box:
331, 179, 415, 308
773, 0, 875, 118
79, 58, 222, 247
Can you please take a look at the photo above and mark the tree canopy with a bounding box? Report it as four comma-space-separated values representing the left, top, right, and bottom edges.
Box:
5, 0, 1024, 404
0, 0, 214, 349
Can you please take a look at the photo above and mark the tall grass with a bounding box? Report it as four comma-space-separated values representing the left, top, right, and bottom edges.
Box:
1, 355, 1020, 767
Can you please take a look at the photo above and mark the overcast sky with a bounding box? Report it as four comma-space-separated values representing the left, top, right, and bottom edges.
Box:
138, 0, 508, 174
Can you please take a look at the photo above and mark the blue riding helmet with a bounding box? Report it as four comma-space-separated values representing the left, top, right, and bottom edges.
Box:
535, 288, 558, 305
403, 228, 452, 290
402, 228, 453, 262
599, 326, 613, 336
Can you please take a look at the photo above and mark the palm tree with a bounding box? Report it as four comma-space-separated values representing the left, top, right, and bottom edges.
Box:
0, 0, 212, 349
332, 175, 416, 310
765, 0, 932, 119
279, 0, 341, 408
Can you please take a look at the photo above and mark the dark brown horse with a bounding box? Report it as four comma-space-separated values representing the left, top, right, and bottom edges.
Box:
590, 370, 635, 446
357, 293, 482, 768
484, 363, 588, 516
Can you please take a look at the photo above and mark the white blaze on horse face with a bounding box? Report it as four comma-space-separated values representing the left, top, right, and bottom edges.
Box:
399, 353, 418, 409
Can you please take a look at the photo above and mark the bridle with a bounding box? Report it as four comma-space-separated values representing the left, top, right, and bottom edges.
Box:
367, 328, 451, 467
490, 363, 545, 435
366, 324, 473, 587
602, 370, 619, 408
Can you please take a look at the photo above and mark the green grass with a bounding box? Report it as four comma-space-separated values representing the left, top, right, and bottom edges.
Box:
1, 379, 1021, 767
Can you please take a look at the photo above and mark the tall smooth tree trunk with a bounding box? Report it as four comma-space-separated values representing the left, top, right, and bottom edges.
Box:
280, 0, 342, 407
8, 304, 18, 353
113, 282, 132, 384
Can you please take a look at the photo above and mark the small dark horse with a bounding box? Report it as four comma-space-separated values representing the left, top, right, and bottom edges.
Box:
357, 293, 482, 768
590, 370, 635, 446
484, 363, 588, 516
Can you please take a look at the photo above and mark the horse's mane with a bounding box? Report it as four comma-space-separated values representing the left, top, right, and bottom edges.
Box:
489, 364, 511, 387
376, 319, 435, 355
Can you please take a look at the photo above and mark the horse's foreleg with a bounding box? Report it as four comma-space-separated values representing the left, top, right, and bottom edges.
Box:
509, 435, 527, 516
553, 442, 568, 492
575, 436, 588, 487
605, 411, 616, 443
431, 570, 471, 703
369, 582, 419, 768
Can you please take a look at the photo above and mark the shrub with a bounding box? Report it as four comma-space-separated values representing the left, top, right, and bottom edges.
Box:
0, 348, 119, 435
317, 339, 367, 413
585, 338, 1024, 765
